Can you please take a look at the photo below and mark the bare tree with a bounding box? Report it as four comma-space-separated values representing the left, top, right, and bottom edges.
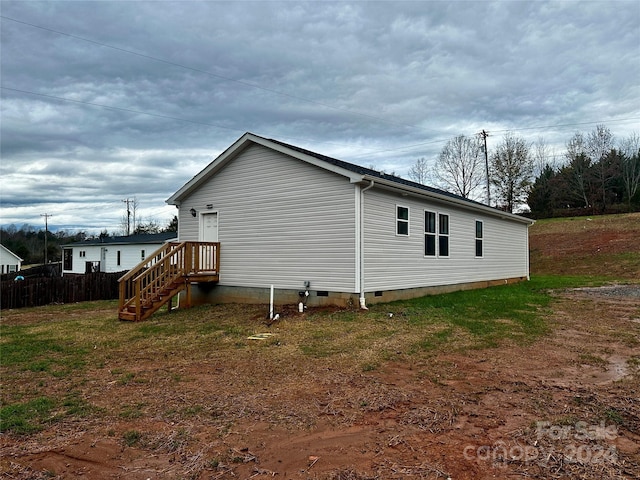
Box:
587, 125, 616, 211
432, 135, 484, 199
620, 132, 640, 210
490, 133, 534, 213
407, 157, 430, 185
533, 136, 556, 176
564, 132, 592, 208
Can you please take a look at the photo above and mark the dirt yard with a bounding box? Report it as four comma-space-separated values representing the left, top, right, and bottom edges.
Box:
2, 214, 639, 479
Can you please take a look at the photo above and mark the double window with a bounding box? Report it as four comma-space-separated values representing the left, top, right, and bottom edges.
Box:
424, 211, 449, 257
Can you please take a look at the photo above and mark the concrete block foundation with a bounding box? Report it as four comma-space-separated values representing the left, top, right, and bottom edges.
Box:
180, 276, 529, 310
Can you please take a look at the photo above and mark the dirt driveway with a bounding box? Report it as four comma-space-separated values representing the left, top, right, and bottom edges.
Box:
2, 286, 639, 480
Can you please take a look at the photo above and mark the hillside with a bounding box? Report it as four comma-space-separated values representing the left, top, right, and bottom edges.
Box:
529, 213, 640, 279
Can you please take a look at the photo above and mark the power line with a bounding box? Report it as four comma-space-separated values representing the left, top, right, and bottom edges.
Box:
0, 15, 425, 132
3, 83, 638, 164
2, 12, 638, 164
349, 118, 640, 158
1, 86, 243, 133
0, 86, 374, 153
489, 117, 640, 135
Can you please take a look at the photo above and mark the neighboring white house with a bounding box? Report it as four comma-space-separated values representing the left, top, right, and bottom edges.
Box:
61, 232, 177, 275
166, 132, 534, 307
0, 244, 23, 274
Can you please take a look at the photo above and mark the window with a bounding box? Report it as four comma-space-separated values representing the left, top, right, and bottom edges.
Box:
63, 249, 73, 270
396, 206, 409, 236
425, 211, 450, 257
141, 249, 146, 260
475, 220, 483, 257
117, 250, 121, 266
424, 211, 436, 256
79, 250, 86, 258
438, 213, 449, 257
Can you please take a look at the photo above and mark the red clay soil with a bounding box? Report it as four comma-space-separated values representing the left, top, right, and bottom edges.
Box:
1, 287, 639, 480
528, 213, 640, 278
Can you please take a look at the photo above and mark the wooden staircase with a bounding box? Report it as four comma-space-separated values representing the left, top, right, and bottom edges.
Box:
118, 241, 220, 321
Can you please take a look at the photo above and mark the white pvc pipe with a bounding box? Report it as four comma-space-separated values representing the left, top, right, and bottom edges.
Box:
269, 284, 274, 319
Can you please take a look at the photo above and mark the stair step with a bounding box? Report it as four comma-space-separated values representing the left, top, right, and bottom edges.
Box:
118, 311, 137, 321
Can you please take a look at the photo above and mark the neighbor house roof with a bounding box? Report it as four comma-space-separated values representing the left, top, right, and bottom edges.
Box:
61, 232, 177, 247
167, 132, 534, 225
1, 244, 24, 262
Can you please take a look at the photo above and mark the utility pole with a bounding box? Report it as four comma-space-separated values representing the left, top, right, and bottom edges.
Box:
122, 199, 132, 236
478, 130, 491, 206
40, 213, 52, 264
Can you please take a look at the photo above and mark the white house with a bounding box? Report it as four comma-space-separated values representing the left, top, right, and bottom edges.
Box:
62, 232, 177, 275
164, 132, 534, 308
0, 244, 23, 274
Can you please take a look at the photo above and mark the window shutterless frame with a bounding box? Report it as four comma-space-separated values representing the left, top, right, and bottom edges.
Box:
475, 220, 483, 257
396, 205, 409, 236
438, 213, 450, 257
424, 210, 436, 256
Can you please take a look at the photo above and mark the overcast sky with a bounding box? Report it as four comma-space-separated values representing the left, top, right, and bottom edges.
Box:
1, 0, 639, 234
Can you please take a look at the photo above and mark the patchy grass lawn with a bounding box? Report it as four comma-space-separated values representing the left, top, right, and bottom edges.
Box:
0, 275, 613, 436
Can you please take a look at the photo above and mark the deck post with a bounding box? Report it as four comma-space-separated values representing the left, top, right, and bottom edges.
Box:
135, 281, 141, 322
185, 279, 192, 309
118, 278, 125, 312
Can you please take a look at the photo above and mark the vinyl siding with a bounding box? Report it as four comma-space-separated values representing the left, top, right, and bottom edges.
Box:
62, 244, 163, 274
177, 144, 357, 291
0, 246, 22, 273
363, 188, 529, 291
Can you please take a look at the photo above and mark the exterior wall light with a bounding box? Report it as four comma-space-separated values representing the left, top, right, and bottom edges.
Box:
190, 208, 197, 217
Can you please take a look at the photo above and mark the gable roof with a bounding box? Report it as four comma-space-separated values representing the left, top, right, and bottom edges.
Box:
167, 132, 533, 225
61, 232, 177, 248
1, 244, 23, 262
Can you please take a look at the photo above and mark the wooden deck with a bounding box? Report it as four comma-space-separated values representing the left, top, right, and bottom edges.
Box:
117, 242, 220, 321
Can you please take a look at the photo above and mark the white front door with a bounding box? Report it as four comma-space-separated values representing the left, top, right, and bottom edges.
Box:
201, 212, 218, 242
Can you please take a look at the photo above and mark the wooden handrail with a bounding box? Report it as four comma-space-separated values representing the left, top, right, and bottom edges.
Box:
118, 242, 219, 321
118, 241, 180, 283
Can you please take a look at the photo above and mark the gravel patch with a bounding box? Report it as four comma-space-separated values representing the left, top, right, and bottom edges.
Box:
570, 284, 640, 298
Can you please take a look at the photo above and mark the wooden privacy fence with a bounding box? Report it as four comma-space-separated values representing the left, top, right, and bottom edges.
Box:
1, 272, 125, 309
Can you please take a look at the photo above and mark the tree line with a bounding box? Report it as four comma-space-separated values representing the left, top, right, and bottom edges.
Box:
408, 125, 640, 218
1, 216, 177, 265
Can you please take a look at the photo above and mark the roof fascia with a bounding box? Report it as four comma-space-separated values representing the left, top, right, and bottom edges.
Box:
61, 237, 177, 248
363, 175, 534, 225
248, 135, 364, 183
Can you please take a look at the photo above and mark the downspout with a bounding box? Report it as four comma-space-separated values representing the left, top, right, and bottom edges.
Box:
359, 180, 375, 309
526, 222, 532, 281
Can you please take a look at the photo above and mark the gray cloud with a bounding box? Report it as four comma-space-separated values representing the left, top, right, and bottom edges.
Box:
1, 0, 638, 233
